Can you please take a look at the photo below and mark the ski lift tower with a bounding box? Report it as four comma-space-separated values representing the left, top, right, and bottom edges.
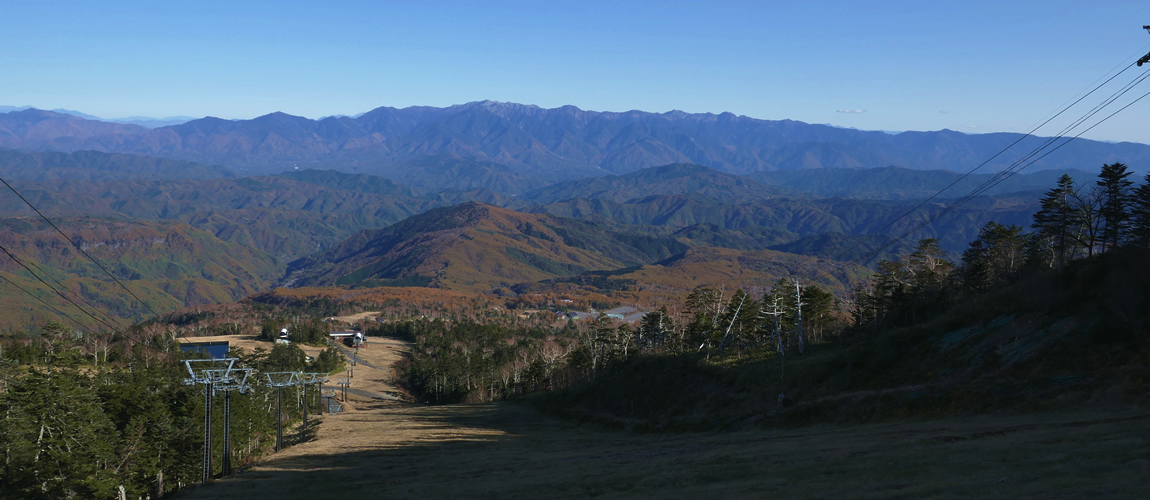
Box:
265, 372, 301, 451
299, 372, 329, 429
183, 358, 253, 484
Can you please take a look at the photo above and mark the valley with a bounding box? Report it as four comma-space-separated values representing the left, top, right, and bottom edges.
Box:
0, 150, 1068, 331
1, 101, 1148, 499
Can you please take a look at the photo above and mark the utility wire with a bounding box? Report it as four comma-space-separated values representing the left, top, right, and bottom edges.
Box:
0, 176, 163, 319
924, 70, 1150, 219
832, 60, 1147, 263
880, 69, 1150, 249
854, 87, 1150, 265
0, 242, 126, 333
18, 255, 130, 330
0, 272, 94, 332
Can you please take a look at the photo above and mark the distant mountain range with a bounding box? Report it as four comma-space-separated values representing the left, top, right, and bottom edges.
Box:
2, 101, 1147, 186
752, 166, 1092, 201
0, 106, 195, 128
0, 149, 236, 181
0, 100, 1134, 332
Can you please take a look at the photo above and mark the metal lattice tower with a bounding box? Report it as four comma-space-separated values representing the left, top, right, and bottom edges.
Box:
265, 372, 302, 451
299, 372, 329, 429
182, 359, 253, 484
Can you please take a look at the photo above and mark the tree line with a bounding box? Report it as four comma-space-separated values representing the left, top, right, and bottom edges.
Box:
853, 163, 1150, 332
397, 162, 1150, 405
393, 278, 843, 404
0, 328, 344, 499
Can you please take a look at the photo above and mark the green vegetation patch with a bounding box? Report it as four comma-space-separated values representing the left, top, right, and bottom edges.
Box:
504, 246, 588, 276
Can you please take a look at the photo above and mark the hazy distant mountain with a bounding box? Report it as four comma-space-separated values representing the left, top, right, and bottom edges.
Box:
2, 102, 1147, 191
753, 166, 1094, 200
0, 106, 103, 120
521, 163, 795, 204
109, 116, 197, 128
0, 106, 194, 128
311, 154, 555, 195
0, 148, 235, 181
274, 168, 426, 197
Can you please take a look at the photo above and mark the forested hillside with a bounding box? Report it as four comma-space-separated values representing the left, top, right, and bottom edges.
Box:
0, 159, 1066, 331
533, 163, 1150, 428
0, 148, 236, 181
0, 217, 281, 331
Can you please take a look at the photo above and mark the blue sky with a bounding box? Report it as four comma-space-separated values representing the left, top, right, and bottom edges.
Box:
4, 1, 1150, 143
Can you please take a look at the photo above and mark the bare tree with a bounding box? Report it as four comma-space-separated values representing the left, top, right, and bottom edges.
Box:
1071, 185, 1104, 258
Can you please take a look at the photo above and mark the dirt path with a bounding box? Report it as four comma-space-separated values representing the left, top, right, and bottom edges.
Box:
327, 311, 381, 323
178, 336, 1150, 499
325, 337, 407, 402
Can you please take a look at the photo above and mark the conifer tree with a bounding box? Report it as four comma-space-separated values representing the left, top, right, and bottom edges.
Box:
1032, 174, 1079, 270
1130, 172, 1150, 248
961, 222, 1026, 292
1096, 162, 1134, 251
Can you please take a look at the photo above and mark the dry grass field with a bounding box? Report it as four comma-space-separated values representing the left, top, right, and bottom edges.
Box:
176, 402, 1150, 499
176, 336, 1150, 499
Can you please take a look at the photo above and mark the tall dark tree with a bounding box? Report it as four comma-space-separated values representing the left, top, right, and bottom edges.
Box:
1096, 162, 1134, 251
1131, 172, 1150, 248
2, 370, 118, 499
637, 306, 674, 351
961, 222, 1026, 292
799, 285, 838, 343
1032, 174, 1079, 270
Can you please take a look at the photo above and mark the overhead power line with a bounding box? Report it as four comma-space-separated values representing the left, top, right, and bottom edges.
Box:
832, 60, 1146, 264
0, 242, 126, 334
0, 175, 163, 319
826, 29, 1150, 270
854, 85, 1150, 266
16, 254, 130, 330
0, 272, 95, 333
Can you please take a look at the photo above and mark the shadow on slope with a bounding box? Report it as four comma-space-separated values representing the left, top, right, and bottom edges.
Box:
537, 249, 1150, 430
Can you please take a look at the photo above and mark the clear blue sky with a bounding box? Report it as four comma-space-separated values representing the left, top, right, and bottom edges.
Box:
4, 0, 1150, 143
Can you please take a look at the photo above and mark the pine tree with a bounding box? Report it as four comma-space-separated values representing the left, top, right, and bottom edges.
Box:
2, 369, 118, 499
1096, 162, 1134, 251
961, 222, 1026, 292
1032, 174, 1079, 270
1130, 173, 1150, 248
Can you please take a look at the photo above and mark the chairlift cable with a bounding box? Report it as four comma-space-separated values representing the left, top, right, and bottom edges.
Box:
0, 242, 126, 334
853, 87, 1150, 265
0, 175, 165, 319
832, 49, 1150, 264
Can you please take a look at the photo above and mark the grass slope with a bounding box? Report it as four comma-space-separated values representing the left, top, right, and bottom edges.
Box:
541, 249, 1150, 429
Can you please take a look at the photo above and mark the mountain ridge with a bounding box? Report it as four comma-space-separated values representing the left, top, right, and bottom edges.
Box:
3, 102, 1147, 182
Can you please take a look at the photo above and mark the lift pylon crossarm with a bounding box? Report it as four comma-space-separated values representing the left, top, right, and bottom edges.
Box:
299, 372, 329, 385
265, 371, 302, 387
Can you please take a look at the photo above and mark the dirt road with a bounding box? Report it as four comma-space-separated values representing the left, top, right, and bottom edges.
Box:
180, 334, 407, 403
178, 336, 1150, 498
